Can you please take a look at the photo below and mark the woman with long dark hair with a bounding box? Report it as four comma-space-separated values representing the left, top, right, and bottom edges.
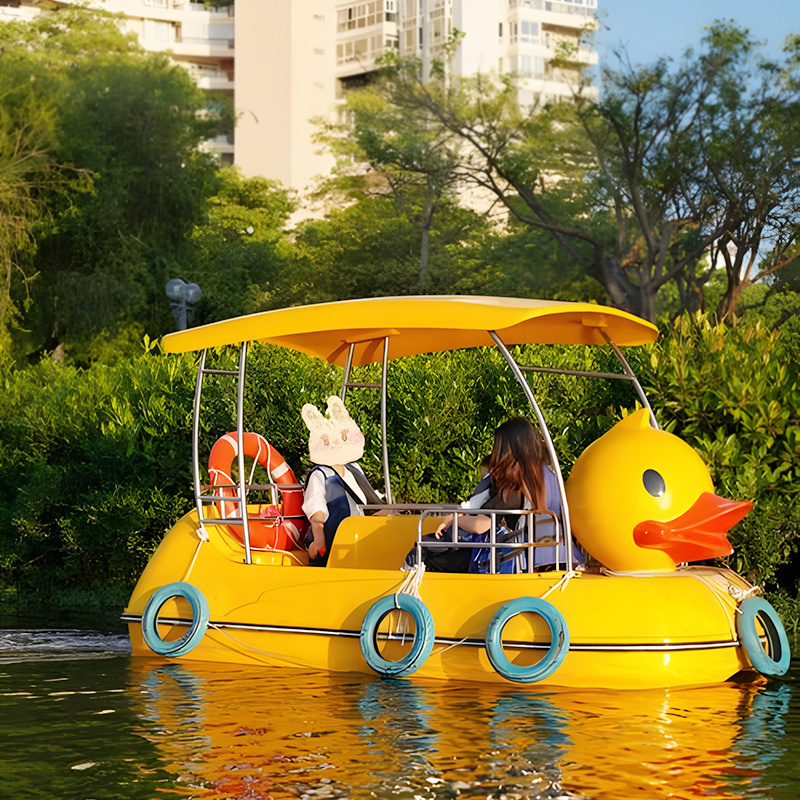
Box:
411, 417, 574, 572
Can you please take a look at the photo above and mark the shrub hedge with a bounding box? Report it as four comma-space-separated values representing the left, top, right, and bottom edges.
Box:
0, 316, 798, 645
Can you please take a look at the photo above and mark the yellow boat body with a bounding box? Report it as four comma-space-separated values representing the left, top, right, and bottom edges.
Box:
124, 508, 760, 690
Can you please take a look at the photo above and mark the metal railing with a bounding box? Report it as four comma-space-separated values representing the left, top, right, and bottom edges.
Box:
415, 507, 564, 574
199, 481, 306, 541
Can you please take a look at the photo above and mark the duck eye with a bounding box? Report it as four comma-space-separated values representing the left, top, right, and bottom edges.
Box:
643, 469, 665, 497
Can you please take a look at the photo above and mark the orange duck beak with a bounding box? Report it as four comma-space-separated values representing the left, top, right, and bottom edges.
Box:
633, 492, 752, 564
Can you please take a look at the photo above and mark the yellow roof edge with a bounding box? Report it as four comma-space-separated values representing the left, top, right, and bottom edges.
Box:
162, 295, 658, 360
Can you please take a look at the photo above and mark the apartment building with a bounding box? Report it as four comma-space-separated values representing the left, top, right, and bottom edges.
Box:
2, 0, 597, 190
102, 0, 237, 165
336, 0, 598, 105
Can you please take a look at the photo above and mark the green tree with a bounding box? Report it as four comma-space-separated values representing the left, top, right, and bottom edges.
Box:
273, 193, 494, 307
316, 45, 466, 291
186, 166, 296, 323
694, 29, 800, 318
0, 84, 56, 351
0, 7, 221, 358
0, 74, 88, 358
371, 24, 800, 321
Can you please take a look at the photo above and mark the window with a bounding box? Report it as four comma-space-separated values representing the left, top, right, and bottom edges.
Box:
518, 20, 539, 43
144, 19, 173, 42
517, 54, 544, 78
498, 22, 503, 37
182, 21, 209, 40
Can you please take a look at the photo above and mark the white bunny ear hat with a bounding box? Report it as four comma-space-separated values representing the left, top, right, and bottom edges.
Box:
301, 396, 365, 466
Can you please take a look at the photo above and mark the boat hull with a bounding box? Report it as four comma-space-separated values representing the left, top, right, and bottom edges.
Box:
124, 510, 760, 690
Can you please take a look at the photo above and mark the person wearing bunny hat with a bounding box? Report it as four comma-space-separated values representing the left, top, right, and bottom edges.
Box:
301, 396, 383, 566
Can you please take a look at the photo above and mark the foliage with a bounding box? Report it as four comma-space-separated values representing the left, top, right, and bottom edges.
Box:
185, 167, 296, 324
271, 193, 496, 307
481, 219, 609, 303
0, 6, 222, 360
631, 315, 800, 599
317, 47, 465, 289
363, 25, 800, 322
0, 342, 197, 600
0, 70, 88, 353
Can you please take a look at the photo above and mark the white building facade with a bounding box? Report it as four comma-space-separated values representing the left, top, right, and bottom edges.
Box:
335, 0, 598, 104
2, 0, 597, 190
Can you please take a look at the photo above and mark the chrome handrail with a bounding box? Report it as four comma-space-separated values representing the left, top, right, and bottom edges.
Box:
199, 480, 305, 525
416, 507, 563, 574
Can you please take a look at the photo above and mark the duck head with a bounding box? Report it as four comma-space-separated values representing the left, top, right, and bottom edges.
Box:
565, 409, 752, 572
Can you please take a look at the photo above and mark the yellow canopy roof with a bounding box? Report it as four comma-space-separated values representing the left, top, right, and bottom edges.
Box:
162, 295, 657, 366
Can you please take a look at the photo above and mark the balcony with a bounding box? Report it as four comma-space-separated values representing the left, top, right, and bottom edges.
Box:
184, 64, 234, 91
509, 0, 596, 17
166, 37, 235, 58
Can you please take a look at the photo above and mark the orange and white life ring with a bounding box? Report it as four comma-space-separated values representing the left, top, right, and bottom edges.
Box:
208, 432, 306, 550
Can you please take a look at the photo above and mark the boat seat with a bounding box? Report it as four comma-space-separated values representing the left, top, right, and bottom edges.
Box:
327, 515, 443, 570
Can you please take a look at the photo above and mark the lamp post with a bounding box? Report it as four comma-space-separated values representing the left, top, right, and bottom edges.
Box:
165, 278, 201, 330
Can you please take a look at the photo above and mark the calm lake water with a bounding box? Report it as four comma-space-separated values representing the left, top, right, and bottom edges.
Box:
1, 628, 799, 800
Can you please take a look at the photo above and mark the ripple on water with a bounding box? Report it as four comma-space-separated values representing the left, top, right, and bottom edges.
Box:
0, 628, 131, 664
1, 630, 799, 800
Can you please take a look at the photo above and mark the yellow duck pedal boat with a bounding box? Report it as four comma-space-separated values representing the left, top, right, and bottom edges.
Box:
123, 296, 791, 689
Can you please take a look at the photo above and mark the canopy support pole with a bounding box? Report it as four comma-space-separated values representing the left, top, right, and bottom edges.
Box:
489, 331, 573, 572
339, 339, 393, 504
601, 331, 659, 428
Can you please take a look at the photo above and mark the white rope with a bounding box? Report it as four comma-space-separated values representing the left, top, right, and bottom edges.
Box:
395, 562, 426, 600
541, 570, 577, 599
434, 635, 470, 656
729, 583, 762, 613
182, 526, 209, 582
207, 622, 313, 669
391, 562, 425, 636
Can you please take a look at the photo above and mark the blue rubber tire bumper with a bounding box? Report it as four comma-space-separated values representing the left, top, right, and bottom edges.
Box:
360, 594, 435, 678
737, 596, 790, 677
485, 596, 570, 683
142, 582, 209, 658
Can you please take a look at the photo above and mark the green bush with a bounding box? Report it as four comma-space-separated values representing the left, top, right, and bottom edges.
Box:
0, 340, 197, 602
630, 315, 800, 646
1, 314, 798, 652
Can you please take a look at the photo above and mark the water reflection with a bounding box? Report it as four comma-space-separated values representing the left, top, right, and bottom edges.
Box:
130, 658, 799, 800
1, 630, 798, 800
0, 634, 187, 800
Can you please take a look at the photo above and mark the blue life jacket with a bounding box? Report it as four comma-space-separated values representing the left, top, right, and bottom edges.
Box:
304, 464, 363, 565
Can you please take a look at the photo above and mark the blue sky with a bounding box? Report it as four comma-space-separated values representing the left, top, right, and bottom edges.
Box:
594, 1, 797, 66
